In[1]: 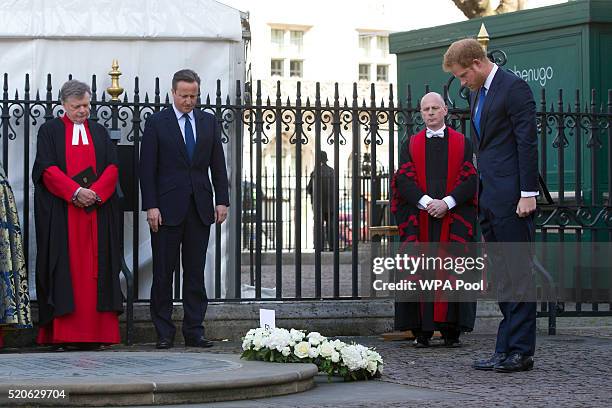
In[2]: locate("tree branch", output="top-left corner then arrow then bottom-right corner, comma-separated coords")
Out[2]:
452,0 -> 526,19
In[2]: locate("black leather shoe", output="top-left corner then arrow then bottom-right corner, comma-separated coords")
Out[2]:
185,337 -> 213,348
156,339 -> 174,349
473,352 -> 507,370
494,353 -> 534,372
414,337 -> 430,348
443,338 -> 462,348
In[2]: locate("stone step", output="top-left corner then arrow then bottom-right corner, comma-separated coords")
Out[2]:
2,299 -> 395,347
7,299 -> 601,348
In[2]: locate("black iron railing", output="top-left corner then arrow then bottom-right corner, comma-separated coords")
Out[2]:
1,73 -> 611,341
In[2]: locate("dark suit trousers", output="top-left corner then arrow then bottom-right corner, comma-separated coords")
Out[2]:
150,196 -> 211,342
480,208 -> 537,356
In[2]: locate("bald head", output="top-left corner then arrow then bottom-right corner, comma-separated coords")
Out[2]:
420,92 -> 446,108
420,92 -> 448,131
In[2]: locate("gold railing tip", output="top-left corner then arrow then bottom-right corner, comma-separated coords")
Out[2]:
107,59 -> 124,101
477,22 -> 490,52
477,23 -> 489,40
108,59 -> 122,75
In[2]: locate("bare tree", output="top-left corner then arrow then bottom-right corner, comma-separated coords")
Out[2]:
452,0 -> 527,18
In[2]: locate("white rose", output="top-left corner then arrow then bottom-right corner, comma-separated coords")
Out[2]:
282,346 -> 291,357
307,332 -> 326,346
340,345 -> 368,371
308,347 -> 320,358
367,361 -> 378,375
333,339 -> 347,351
261,335 -> 271,349
294,341 -> 311,359
367,350 -> 383,364
290,329 -> 305,342
331,351 -> 340,363
319,341 -> 334,358
242,339 -> 251,351
252,336 -> 263,351
268,328 -> 292,352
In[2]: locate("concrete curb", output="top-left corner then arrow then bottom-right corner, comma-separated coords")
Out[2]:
0,353 -> 317,406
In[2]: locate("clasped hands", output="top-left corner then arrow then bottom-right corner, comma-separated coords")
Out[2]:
426,199 -> 448,219
74,188 -> 99,208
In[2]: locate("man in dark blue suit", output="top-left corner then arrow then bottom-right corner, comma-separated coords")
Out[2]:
139,69 -> 229,349
444,39 -> 538,372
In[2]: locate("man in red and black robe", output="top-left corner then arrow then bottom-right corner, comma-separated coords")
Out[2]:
391,92 -> 477,347
32,80 -> 123,348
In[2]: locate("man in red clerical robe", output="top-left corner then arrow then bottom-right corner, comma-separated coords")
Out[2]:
32,80 -> 123,347
391,92 -> 478,348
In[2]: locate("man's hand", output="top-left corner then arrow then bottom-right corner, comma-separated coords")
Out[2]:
426,199 -> 448,219
215,205 -> 228,224
516,197 -> 536,217
147,208 -> 163,232
76,188 -> 98,207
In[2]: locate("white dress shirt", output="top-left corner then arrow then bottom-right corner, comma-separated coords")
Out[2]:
417,125 -> 457,211
172,105 -> 198,143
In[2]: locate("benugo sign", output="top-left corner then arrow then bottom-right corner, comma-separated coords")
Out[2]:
509,65 -> 555,87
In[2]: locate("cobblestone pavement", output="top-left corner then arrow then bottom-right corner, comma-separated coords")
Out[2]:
204,328 -> 612,408
339,329 -> 612,408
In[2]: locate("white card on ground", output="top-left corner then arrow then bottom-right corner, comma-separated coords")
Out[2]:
259,309 -> 276,330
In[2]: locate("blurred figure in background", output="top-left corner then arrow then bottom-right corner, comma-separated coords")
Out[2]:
307,151 -> 335,251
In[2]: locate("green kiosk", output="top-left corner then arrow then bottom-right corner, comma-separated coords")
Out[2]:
390,0 -> 612,311
390,0 -> 611,212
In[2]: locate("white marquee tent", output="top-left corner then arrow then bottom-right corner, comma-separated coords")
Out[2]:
0,0 -> 246,299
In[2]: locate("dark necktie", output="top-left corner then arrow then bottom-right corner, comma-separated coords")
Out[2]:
183,113 -> 195,160
473,86 -> 487,139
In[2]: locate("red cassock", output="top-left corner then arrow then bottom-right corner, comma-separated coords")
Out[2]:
37,116 -> 119,344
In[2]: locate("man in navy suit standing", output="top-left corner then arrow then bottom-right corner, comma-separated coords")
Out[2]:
443,39 -> 538,372
140,69 -> 229,349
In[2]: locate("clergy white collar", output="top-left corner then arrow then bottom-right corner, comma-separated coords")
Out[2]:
71,122 -> 88,146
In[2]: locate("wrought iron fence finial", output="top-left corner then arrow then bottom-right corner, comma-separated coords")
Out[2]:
477,23 -> 490,52
107,59 -> 124,101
